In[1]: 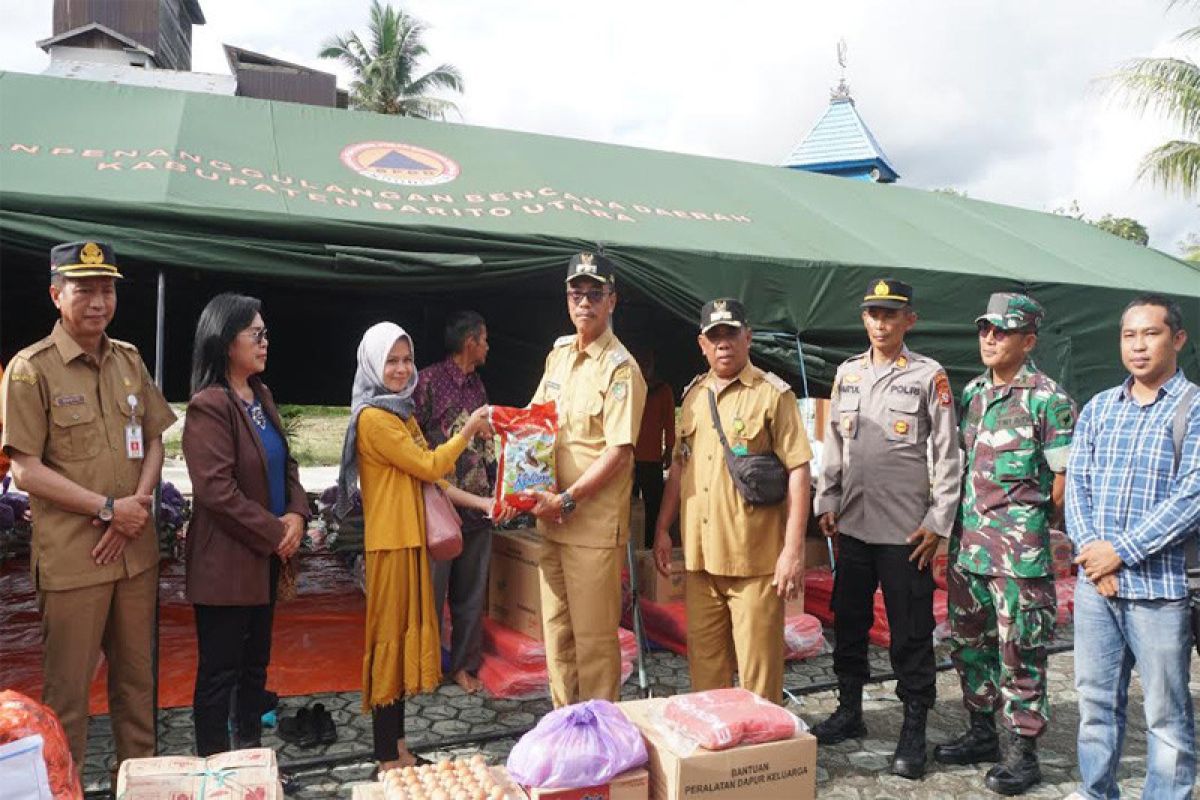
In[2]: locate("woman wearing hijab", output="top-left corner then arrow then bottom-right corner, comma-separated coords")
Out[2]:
182,293 -> 309,756
335,322 -> 494,770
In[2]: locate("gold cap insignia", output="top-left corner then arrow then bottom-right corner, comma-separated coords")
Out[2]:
873,280 -> 889,297
713,299 -> 727,312
80,242 -> 104,264
579,253 -> 594,265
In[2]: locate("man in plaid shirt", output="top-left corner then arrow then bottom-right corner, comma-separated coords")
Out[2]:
1065,294 -> 1200,800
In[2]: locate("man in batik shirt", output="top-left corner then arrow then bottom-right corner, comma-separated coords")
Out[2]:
414,310 -> 496,693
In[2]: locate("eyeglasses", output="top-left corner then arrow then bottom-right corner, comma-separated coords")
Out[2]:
977,322 -> 1030,340
567,289 -> 610,305
242,327 -> 269,344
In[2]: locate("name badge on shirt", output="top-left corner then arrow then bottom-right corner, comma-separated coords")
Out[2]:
125,424 -> 144,459
124,393 -> 144,459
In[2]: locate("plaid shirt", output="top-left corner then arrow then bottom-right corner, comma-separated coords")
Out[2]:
1066,370 -> 1200,600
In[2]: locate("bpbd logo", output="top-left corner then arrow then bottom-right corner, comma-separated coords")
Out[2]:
340,141 -> 460,186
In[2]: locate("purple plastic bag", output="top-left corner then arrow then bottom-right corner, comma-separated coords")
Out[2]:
506,699 -> 648,789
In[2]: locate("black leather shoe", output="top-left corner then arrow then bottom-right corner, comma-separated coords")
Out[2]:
811,684 -> 867,745
312,702 -> 337,745
277,706 -> 319,748
984,731 -> 1041,795
890,700 -> 928,780
934,710 -> 1000,765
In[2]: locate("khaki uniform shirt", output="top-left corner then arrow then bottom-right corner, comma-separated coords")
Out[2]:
816,346 -> 961,544
0,322 -> 176,590
530,328 -> 647,548
676,363 -> 813,576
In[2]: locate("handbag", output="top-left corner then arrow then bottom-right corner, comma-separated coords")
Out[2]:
423,482 -> 464,560
707,389 -> 789,506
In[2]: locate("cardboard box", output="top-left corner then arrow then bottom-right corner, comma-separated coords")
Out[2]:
617,699 -> 816,800
116,748 -> 281,800
526,768 -> 649,800
489,528 -> 545,642
636,549 -> 686,603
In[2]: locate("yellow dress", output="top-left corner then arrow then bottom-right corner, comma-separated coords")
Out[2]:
356,407 -> 469,710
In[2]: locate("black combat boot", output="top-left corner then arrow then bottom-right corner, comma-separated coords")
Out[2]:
933,710 -> 1001,764
890,700 -> 928,779
984,730 -> 1041,795
811,683 -> 867,745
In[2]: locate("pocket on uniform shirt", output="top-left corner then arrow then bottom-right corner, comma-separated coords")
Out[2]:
994,442 -> 1037,481
837,391 -> 860,439
48,403 -> 102,462
570,389 -> 606,438
884,393 -> 920,444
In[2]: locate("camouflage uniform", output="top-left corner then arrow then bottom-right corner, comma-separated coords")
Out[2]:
949,294 -> 1076,739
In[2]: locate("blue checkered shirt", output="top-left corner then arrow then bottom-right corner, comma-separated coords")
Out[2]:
1065,370 -> 1200,600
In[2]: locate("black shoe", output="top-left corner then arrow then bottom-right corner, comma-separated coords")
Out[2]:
984,731 -> 1041,795
280,770 -> 300,796
277,707 -> 319,748
890,700 -> 929,780
811,685 -> 867,745
312,702 -> 337,745
934,710 -> 1000,765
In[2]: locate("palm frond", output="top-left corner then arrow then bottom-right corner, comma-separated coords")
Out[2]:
1138,139 -> 1200,195
1108,56 -> 1200,136
405,65 -> 464,97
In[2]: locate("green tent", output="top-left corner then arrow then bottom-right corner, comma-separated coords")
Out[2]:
2,70 -> 1198,404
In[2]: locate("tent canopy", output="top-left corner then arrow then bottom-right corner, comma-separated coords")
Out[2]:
2,70 -> 1198,404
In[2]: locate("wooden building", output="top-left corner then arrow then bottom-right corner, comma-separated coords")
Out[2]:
46,0 -> 207,71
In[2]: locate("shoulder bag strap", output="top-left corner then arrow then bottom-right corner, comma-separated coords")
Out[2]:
1173,384 -> 1199,589
707,388 -> 734,456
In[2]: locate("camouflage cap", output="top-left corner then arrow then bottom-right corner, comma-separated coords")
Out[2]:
975,292 -> 1044,331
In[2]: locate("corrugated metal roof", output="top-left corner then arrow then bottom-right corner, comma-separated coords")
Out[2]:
41,60 -> 236,95
782,98 -> 898,177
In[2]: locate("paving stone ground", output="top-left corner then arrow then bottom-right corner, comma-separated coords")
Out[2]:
81,624 -> 1200,798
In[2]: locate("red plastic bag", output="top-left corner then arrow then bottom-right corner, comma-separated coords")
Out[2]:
783,613 -> 828,661
490,403 -> 558,517
0,690 -> 81,800
663,688 -> 801,750
479,653 -> 635,700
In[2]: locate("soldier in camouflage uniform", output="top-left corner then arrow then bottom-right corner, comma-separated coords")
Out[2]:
934,293 -> 1076,797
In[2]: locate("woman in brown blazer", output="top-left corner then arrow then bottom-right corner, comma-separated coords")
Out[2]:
182,293 -> 309,756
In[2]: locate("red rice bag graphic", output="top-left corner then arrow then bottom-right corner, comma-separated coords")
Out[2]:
490,403 -> 558,517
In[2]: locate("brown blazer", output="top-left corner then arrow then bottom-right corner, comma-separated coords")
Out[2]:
182,378 -> 308,605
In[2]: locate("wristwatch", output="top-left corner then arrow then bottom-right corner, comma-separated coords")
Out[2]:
558,491 -> 577,518
98,496 -> 115,523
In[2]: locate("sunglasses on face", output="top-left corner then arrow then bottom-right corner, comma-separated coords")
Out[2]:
567,289 -> 610,305
977,322 -> 1030,340
242,327 -> 269,344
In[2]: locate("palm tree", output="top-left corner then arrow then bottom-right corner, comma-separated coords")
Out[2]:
319,1 -> 463,119
1108,2 -> 1200,195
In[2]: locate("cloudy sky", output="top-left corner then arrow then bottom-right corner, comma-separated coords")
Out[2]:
3,0 -> 1196,251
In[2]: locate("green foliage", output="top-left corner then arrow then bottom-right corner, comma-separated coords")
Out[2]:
1052,201 -> 1150,245
1093,214 -> 1151,245
319,0 -> 464,118
1106,7 -> 1200,195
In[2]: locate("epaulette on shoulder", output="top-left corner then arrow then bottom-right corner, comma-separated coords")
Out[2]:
17,338 -> 55,359
681,373 -> 705,400
763,371 -> 792,393
553,335 -> 575,348
111,338 -> 139,353
609,347 -> 630,367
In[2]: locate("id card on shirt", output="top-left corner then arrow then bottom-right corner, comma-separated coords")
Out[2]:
125,424 -> 144,459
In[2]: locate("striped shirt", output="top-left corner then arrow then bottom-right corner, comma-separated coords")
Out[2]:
1065,369 -> 1200,600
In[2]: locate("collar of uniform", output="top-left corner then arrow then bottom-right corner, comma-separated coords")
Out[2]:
864,344 -> 912,371
50,320 -> 111,365
984,359 -> 1037,391
578,327 -> 615,360
1119,368 -> 1187,403
705,361 -> 758,392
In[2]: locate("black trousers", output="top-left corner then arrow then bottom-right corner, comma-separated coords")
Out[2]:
192,601 -> 276,756
634,460 -> 665,549
372,699 -> 405,761
831,533 -> 937,708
